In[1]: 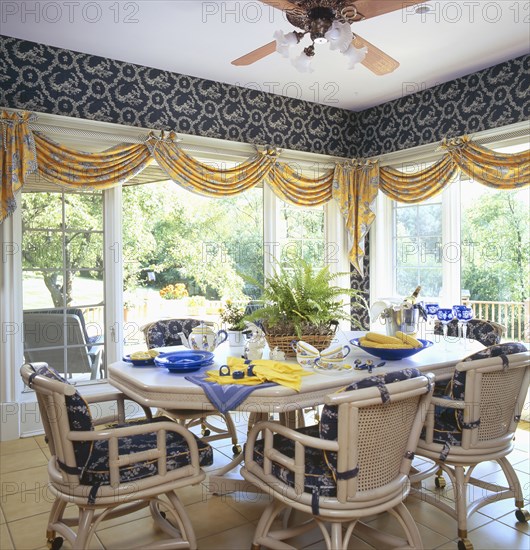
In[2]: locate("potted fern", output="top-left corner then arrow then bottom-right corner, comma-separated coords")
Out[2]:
244,259 -> 367,356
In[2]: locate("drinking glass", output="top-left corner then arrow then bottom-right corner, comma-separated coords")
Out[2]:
453,305 -> 474,349
437,308 -> 454,350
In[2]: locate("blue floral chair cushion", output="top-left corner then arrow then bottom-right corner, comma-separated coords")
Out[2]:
250,425 -> 338,497
144,319 -> 202,349
429,342 -> 528,446
80,416 -> 214,485
31,364 -> 94,468
434,319 -> 503,347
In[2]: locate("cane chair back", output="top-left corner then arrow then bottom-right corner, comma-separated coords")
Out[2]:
142,317 -> 241,454
411,343 -> 530,549
242,370 -> 434,550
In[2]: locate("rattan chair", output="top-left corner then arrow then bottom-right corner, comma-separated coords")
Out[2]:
433,318 -> 505,346
142,318 -> 241,454
410,343 -> 530,550
241,369 -> 435,550
21,362 -> 213,550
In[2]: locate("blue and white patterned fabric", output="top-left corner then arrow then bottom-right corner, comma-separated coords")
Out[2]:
144,319 -> 202,348
250,425 -> 338,497
32,364 -> 213,485
249,369 -> 423,500
80,417 -> 213,485
31,364 -> 94,468
429,342 -> 527,447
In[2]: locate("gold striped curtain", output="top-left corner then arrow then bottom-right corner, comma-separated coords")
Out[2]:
268,162 -> 334,207
333,161 -> 379,274
379,155 -> 459,203
147,134 -> 276,197
34,132 -> 152,189
442,136 -> 530,189
0,111 -> 38,223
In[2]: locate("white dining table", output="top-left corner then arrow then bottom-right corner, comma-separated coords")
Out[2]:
108,331 -> 483,415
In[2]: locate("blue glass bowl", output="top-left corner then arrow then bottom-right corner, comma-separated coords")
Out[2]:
350,338 -> 433,361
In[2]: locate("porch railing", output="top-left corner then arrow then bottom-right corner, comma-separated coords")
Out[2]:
464,299 -> 530,342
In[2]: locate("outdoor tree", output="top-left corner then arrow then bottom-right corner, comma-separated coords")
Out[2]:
461,191 -> 529,303
21,191 -> 103,307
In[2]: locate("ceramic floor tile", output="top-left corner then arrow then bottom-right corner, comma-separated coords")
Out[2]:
404,496 -> 492,535
97,513 -> 173,549
478,469 -> 530,502
0,523 -> 14,550
196,521 -> 257,549
0,465 -> 50,499
1,484 -> 58,522
0,448 -> 48,474
185,494 -> 250,539
0,437 -> 41,456
508,448 -> 530,471
497,509 -> 530,534
0,507 -> 5,524
467,517 -> 530,549
513,429 -> 530,451
365,511 -> 452,549
477,495 -> 529,522
221,491 -> 274,522
7,510 -> 103,550
34,435 -> 48,448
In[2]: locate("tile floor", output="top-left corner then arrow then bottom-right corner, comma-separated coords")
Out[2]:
1,417 -> 528,549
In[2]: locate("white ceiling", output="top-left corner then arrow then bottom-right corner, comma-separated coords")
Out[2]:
4,1 -> 530,110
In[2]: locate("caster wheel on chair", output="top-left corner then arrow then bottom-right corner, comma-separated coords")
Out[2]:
202,428 -> 211,437
47,537 -> 64,550
515,509 -> 530,522
233,444 -> 242,455
435,475 -> 446,489
457,538 -> 473,550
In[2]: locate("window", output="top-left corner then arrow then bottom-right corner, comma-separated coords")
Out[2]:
371,140 -> 529,341
21,190 -> 105,382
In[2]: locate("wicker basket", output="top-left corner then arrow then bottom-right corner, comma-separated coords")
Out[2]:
266,333 -> 335,357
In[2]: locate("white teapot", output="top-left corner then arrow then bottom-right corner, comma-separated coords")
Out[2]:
179,324 -> 228,352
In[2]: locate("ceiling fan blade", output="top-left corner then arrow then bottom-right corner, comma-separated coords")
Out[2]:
353,0 -> 428,20
257,0 -> 300,11
353,34 -> 400,75
232,41 -> 277,66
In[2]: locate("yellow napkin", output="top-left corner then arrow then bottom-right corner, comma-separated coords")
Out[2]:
204,357 -> 312,391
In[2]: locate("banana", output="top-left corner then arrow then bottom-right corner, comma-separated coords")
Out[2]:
130,350 -> 160,360
364,332 -> 403,345
359,338 -> 413,349
395,331 -> 423,349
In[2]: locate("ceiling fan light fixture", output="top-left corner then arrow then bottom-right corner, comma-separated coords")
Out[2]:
325,20 -> 353,53
343,43 -> 368,69
274,30 -> 300,57
292,47 -> 315,73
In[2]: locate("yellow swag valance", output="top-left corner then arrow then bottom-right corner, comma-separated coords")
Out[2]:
1,110 -> 529,275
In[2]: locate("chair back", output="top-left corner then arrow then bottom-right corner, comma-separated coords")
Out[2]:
455,344 -> 529,448
143,318 -> 210,348
23,312 -> 95,377
20,363 -> 94,485
321,371 -> 434,502
434,318 -> 504,346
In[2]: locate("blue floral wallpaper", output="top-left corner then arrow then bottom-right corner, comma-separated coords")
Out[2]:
1,36 -> 528,160
356,54 -> 529,158
0,36 -> 360,158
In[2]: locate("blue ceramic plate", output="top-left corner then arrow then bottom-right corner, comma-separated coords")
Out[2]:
350,338 -> 433,361
164,359 -> 214,374
154,351 -> 215,370
122,354 -> 160,367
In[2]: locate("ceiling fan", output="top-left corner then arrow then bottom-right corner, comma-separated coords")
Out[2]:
232,0 -> 428,75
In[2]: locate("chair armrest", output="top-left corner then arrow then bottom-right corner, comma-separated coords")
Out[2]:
245,420 -> 337,465
80,387 -> 153,425
430,396 -> 465,409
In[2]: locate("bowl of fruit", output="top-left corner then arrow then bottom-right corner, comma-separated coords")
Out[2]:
350,331 -> 433,361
